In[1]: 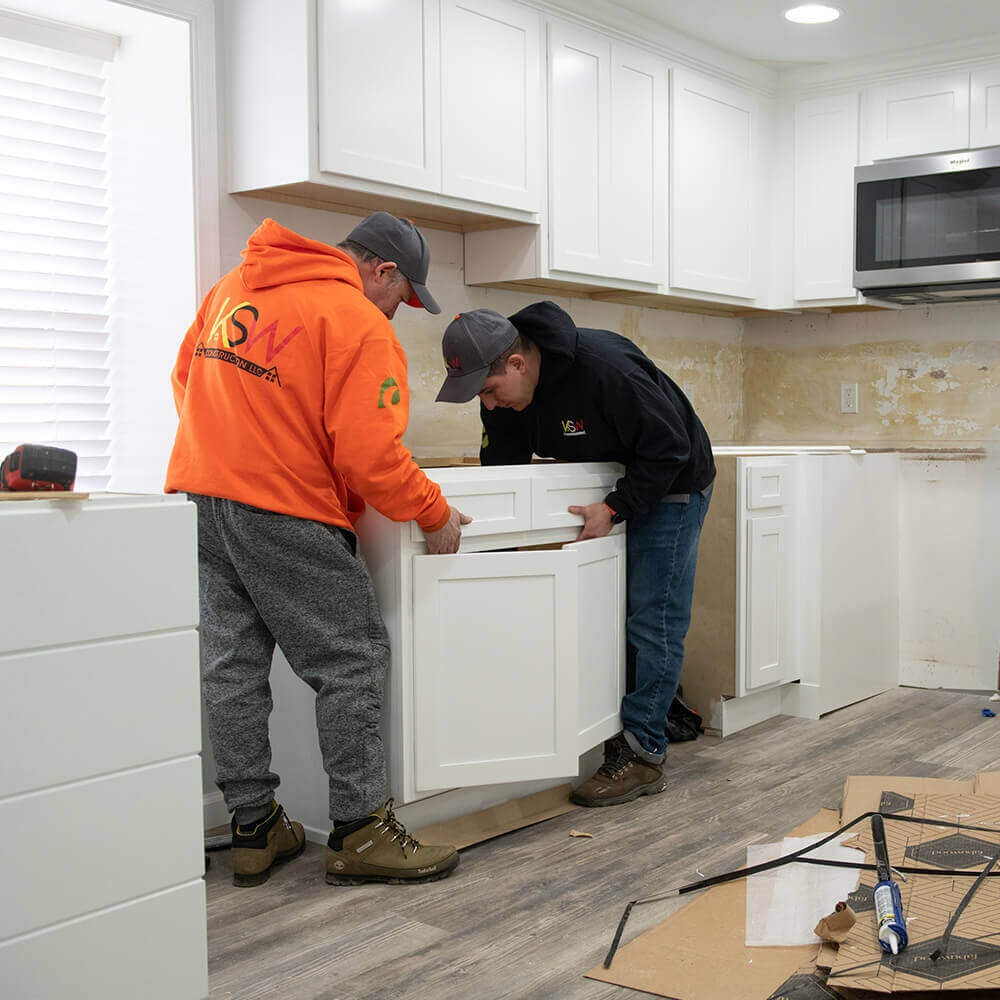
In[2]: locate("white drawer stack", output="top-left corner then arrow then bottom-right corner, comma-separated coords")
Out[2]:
0,495 -> 207,1000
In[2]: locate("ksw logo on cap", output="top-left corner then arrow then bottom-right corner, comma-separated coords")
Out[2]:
435,309 -> 519,404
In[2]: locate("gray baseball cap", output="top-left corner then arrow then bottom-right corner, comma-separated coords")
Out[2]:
435,309 -> 519,403
346,211 -> 441,314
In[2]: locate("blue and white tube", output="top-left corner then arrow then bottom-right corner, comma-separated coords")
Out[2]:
871,813 -> 908,955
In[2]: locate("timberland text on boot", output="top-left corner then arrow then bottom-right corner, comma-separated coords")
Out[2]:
326,799 -> 459,885
231,801 -> 306,887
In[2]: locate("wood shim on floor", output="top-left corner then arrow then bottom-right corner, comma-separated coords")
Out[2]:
411,784 -> 579,850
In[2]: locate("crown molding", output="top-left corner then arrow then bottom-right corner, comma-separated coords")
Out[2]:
531,0 -> 779,95
777,33 -> 1000,96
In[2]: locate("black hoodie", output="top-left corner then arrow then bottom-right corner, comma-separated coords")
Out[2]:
479,301 -> 715,521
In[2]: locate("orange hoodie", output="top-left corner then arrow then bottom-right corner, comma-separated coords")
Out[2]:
165,219 -> 449,533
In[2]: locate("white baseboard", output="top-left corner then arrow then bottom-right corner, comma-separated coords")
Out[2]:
782,681 -> 822,720
900,659 -> 981,690
202,790 -> 227,832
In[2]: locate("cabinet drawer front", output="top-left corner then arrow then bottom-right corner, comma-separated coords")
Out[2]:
0,500 -> 197,653
0,632 -> 200,797
1,881 -> 207,1000
1,756 -> 203,941
530,472 -> 618,530
747,463 -> 789,509
410,477 -> 532,541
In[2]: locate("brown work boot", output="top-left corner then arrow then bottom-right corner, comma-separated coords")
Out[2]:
230,801 -> 306,887
570,734 -> 667,807
325,799 -> 459,885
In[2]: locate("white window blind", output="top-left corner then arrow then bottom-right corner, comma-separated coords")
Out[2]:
0,32 -> 112,491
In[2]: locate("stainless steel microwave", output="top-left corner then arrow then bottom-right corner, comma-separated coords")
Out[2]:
854,146 -> 1000,304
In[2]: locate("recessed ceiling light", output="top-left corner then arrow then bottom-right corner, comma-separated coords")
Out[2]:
784,4 -> 841,24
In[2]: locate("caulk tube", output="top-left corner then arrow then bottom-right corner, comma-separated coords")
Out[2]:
871,813 -> 908,954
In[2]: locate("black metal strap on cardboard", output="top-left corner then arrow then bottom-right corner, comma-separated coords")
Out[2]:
602,810 -> 1000,969
930,850 -> 1000,962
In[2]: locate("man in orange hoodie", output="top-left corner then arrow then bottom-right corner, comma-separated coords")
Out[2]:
166,213 -> 468,887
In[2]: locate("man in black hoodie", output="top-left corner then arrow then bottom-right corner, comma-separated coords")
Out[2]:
435,302 -> 715,807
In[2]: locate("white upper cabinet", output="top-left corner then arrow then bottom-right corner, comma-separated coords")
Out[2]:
869,72 -> 970,159
317,0 -> 442,191
441,0 -> 541,210
671,69 -> 757,299
793,92 -> 859,301
971,65 -> 1000,149
548,21 -> 666,283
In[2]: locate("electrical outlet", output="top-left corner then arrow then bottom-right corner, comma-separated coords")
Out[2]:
840,382 -> 859,414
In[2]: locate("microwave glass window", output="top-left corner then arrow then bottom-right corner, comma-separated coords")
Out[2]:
858,167 -> 1000,270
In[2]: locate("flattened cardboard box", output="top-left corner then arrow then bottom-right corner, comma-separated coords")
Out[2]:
840,776 -> 974,828
829,793 -> 1000,993
585,810 -> 838,1000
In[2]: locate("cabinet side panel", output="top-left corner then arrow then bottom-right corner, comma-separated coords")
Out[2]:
681,456 -> 737,722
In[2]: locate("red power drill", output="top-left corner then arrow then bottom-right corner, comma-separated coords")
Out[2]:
0,444 -> 78,492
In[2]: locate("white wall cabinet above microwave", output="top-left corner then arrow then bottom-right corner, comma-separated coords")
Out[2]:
225,0 -> 542,220
868,72 -> 971,160
866,64 -> 1000,160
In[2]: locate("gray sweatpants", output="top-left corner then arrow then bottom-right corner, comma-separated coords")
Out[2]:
191,494 -> 389,822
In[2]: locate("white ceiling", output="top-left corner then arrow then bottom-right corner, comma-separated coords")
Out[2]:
614,1 -> 1000,68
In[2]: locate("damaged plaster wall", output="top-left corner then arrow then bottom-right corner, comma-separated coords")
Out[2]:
222,197 -> 746,458
743,304 -> 1000,692
741,304 -> 1000,446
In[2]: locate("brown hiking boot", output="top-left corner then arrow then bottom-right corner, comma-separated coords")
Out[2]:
570,734 -> 667,807
231,801 -> 306,887
325,799 -> 459,885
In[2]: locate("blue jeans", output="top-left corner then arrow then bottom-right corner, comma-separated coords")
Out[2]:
620,486 -> 712,762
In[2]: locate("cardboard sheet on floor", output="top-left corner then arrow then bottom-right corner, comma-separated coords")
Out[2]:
411,784 -> 578,850
585,809 -> 840,1000
974,771 -> 1000,796
827,793 -> 1000,993
840,776 -> 975,829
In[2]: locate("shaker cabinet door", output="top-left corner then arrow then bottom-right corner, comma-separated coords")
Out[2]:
411,550 -> 580,791
609,42 -> 667,284
869,72 -> 970,160
794,92 -> 859,301
548,20 -> 612,276
971,66 -> 1000,149
317,0 -> 441,191
570,535 -> 627,752
671,69 -> 757,298
441,0 -> 541,210
745,514 -> 788,690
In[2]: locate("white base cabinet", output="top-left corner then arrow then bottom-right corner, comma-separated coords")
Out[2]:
683,451 -> 899,737
0,495 -> 207,1000
268,463 -> 626,838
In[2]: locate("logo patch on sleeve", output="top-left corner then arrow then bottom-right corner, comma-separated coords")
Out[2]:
378,377 -> 401,408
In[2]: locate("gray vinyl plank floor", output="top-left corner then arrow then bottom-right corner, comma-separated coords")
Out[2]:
204,686 -> 1000,1000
